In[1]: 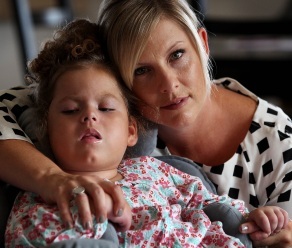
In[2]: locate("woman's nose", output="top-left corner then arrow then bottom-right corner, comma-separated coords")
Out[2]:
158,69 -> 179,93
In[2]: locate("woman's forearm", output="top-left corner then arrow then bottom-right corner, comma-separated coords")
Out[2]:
0,139 -> 128,227
0,139 -> 63,194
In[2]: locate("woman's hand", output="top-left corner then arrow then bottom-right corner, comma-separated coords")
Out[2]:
240,206 -> 292,247
41,172 -> 127,230
242,221 -> 292,247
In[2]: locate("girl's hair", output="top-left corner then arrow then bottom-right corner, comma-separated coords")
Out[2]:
97,0 -> 213,92
25,19 -> 143,140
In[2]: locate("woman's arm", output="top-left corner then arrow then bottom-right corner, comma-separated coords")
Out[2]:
0,139 -> 127,228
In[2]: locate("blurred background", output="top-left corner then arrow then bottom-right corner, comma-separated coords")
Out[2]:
0,0 -> 292,115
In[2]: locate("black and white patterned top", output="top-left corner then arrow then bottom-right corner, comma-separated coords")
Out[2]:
1,78 -> 292,216
0,86 -> 33,142
153,77 -> 292,216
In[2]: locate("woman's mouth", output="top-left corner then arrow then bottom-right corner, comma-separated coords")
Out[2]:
161,97 -> 189,110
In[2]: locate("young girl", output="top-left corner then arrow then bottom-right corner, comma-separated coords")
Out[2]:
5,19 -> 288,248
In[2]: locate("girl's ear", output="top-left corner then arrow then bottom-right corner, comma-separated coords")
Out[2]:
127,117 -> 139,147
198,27 -> 209,55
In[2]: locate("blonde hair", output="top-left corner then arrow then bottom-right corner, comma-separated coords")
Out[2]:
97,0 -> 213,92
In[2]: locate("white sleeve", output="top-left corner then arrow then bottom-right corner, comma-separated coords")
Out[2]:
0,86 -> 34,143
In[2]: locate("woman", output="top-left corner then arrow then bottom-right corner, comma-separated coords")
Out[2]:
97,0 -> 292,247
0,0 -> 291,246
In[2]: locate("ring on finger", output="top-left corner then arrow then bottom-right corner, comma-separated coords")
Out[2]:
72,186 -> 85,198
103,178 -> 112,183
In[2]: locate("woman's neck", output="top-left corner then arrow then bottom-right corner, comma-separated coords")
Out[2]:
158,86 -> 257,166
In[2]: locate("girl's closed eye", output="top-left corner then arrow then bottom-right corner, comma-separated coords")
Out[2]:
98,95 -> 122,112
61,108 -> 79,114
60,102 -> 80,114
99,107 -> 115,112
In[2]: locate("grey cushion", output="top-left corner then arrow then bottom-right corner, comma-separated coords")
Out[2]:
0,183 -> 19,248
47,223 -> 119,248
204,203 -> 252,247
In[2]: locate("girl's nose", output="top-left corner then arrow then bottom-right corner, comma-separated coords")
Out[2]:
81,114 -> 97,123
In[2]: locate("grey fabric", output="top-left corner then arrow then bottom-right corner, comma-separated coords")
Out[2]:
125,124 -> 158,158
204,202 -> 253,248
47,239 -> 117,248
0,183 -> 20,248
47,223 -> 119,248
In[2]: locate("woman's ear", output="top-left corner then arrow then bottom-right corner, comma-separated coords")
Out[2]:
198,27 -> 209,55
127,117 -> 138,147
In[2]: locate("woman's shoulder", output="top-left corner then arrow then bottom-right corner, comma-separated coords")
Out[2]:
254,98 -> 292,133
214,77 -> 292,134
213,77 -> 258,101
0,85 -> 33,112
243,98 -> 292,169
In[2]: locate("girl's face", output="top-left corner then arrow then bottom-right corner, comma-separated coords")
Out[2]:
47,65 -> 137,174
132,18 -> 209,129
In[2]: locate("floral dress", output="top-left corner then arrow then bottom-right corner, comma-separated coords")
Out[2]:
6,156 -> 248,248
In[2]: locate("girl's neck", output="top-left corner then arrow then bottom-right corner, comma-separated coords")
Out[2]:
65,169 -> 123,182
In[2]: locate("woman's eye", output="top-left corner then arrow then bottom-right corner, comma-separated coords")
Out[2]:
170,49 -> 184,61
134,67 -> 149,76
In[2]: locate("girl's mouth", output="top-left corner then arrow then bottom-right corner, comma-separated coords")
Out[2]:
80,128 -> 102,143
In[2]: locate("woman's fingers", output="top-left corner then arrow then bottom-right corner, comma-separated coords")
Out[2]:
45,174 -> 76,229
99,178 -> 126,217
73,187 -> 93,230
57,194 -> 74,229
245,206 -> 289,235
271,208 -> 288,233
252,220 -> 292,248
41,173 -> 127,230
84,182 -> 108,223
240,208 -> 292,247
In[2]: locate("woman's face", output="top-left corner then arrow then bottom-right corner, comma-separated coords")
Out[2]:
132,18 -> 209,129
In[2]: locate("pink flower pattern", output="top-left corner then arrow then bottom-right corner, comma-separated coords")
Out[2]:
6,156 -> 248,247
